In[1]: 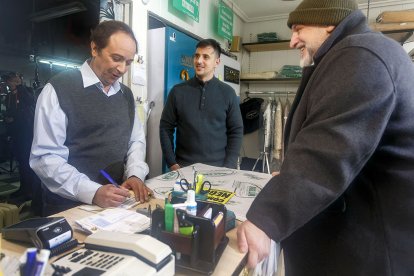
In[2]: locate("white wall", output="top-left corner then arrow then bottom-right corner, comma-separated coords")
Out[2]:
128,0 -> 244,100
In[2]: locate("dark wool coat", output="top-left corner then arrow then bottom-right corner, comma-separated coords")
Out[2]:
247,10 -> 414,276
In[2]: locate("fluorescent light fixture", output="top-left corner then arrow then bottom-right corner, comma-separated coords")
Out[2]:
30,2 -> 87,23
38,58 -> 82,69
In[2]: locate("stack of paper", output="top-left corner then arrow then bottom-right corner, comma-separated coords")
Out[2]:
74,208 -> 150,234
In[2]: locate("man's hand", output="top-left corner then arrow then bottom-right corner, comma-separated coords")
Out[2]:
237,220 -> 271,268
271,171 -> 280,176
122,176 -> 153,203
169,164 -> 180,171
92,184 -> 130,207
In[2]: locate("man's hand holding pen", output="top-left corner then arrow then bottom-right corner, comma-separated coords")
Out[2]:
93,170 -> 153,208
92,184 -> 131,207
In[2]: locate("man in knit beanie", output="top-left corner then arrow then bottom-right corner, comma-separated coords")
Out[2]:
238,0 -> 414,275
287,0 -> 358,67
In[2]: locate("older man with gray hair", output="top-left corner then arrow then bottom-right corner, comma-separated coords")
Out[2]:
237,0 -> 414,275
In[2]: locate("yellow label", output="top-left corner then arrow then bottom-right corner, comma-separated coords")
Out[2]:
206,189 -> 235,204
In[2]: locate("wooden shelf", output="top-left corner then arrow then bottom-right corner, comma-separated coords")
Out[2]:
370,21 -> 414,44
240,78 -> 301,84
241,41 -> 300,85
242,41 -> 292,52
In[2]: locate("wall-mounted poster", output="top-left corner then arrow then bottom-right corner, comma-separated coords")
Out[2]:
172,0 -> 200,22
218,1 -> 233,41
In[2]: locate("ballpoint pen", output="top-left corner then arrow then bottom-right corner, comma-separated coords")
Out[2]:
100,169 -> 121,188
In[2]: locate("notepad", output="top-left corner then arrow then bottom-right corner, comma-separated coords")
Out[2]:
118,196 -> 140,209
74,208 -> 150,234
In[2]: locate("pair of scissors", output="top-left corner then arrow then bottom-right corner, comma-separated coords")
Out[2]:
179,178 -> 211,194
195,180 -> 211,194
179,178 -> 193,192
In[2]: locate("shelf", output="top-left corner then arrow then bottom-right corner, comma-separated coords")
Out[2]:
240,78 -> 301,84
242,40 -> 292,52
370,21 -> 414,44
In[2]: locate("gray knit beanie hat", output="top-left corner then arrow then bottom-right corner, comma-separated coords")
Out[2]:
287,0 -> 358,28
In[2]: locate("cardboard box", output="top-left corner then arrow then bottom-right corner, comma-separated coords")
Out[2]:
230,36 -> 242,52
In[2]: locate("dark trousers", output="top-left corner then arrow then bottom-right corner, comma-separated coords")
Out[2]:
32,184 -> 80,217
12,134 -> 40,201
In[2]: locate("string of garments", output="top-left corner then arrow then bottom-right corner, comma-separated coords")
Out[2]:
262,97 -> 291,161
258,95 -> 292,165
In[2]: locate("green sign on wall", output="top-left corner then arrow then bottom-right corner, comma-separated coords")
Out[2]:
218,2 -> 233,41
173,0 -> 200,22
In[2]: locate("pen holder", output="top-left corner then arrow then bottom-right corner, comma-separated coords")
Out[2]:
151,201 -> 228,275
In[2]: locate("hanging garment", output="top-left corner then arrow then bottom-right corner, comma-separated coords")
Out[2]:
240,97 -> 264,134
269,103 -> 276,163
283,97 -> 291,132
282,97 -> 291,159
263,102 -> 272,148
273,98 -> 283,160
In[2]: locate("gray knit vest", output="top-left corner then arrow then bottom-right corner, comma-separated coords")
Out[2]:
49,69 -> 134,184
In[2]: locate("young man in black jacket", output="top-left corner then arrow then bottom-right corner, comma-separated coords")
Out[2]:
160,39 -> 243,171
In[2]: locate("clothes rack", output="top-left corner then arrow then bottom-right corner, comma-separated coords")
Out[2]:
252,101 -> 271,174
245,90 -> 296,97
245,91 -> 295,173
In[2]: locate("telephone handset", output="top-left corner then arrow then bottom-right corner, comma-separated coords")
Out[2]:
52,230 -> 175,275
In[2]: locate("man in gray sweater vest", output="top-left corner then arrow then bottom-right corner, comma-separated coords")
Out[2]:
30,21 -> 151,216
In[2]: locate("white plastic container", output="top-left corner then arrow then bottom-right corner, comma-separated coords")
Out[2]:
185,190 -> 197,216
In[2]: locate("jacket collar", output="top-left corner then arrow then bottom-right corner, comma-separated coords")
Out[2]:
313,10 -> 371,65
190,75 -> 219,88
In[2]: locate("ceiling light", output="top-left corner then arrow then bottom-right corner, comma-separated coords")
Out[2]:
38,57 -> 82,69
30,2 -> 87,23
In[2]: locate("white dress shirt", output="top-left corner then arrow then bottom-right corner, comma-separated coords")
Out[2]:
29,61 -> 149,204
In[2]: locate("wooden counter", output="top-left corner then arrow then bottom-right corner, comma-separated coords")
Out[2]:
0,199 -> 247,276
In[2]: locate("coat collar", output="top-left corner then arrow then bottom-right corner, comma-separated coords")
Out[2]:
313,10 -> 371,66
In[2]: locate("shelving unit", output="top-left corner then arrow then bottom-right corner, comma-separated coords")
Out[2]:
240,78 -> 301,84
241,41 -> 301,85
242,40 -> 292,52
370,10 -> 414,45
371,23 -> 414,45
